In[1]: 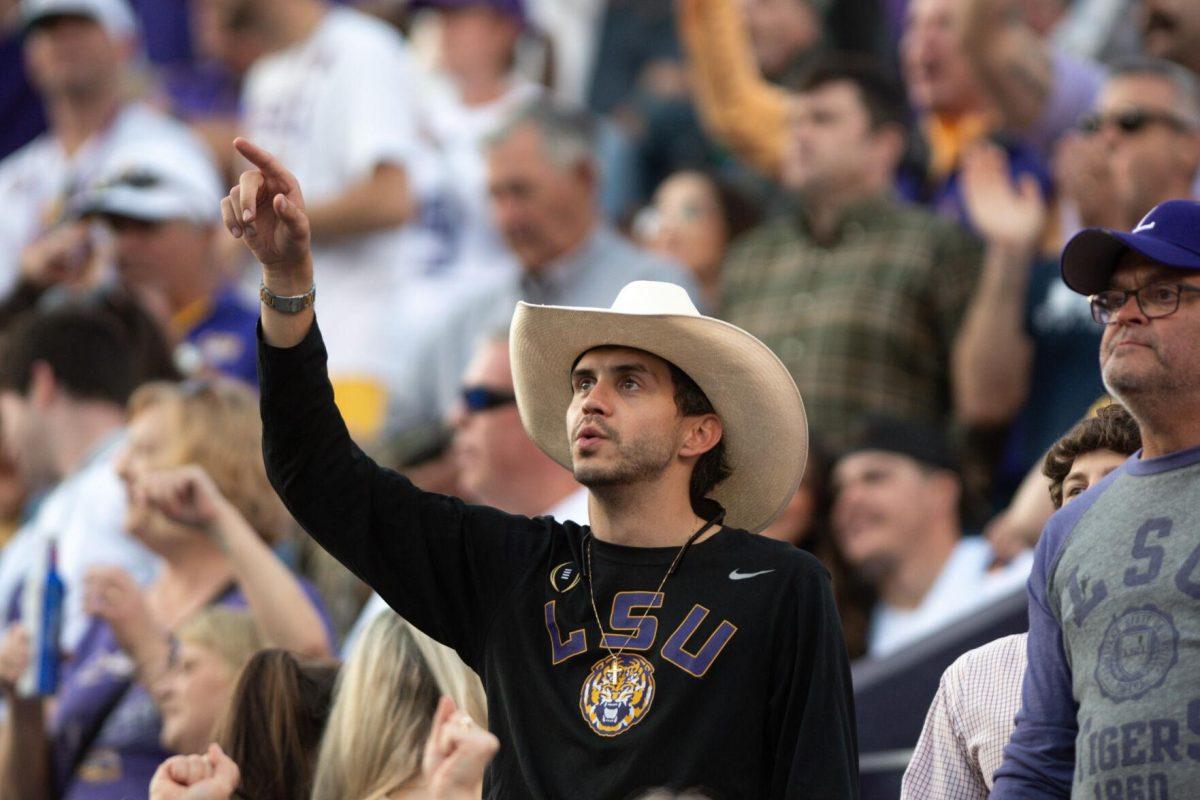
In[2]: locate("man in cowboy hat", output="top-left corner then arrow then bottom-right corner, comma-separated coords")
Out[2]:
224,137 -> 858,799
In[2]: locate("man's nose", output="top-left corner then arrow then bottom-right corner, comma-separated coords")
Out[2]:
581,382 -> 613,416
1110,294 -> 1149,326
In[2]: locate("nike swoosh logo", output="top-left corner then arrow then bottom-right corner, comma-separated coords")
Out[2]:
729,569 -> 775,581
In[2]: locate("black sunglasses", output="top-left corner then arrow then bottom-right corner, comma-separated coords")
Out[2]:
1079,109 -> 1193,136
461,386 -> 517,413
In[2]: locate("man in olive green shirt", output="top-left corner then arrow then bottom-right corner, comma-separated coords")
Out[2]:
721,56 -> 982,451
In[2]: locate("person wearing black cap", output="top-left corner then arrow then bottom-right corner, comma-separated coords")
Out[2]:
831,417 -> 1031,658
994,199 -> 1200,797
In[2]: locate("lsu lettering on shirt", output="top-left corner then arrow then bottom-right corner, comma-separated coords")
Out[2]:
994,446 -> 1200,798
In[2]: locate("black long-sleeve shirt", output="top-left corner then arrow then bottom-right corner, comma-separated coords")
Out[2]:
258,320 -> 859,799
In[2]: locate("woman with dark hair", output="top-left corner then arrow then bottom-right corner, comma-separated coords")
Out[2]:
212,650 -> 339,800
635,169 -> 762,309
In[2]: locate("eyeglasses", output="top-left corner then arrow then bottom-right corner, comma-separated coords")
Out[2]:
1089,282 -> 1200,325
1078,109 -> 1194,136
460,386 -> 517,413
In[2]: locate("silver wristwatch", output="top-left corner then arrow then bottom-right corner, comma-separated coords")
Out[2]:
259,282 -> 316,314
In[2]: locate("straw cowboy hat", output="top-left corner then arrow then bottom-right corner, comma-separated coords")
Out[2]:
509,281 -> 808,533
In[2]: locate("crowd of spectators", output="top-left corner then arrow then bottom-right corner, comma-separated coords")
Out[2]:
0,0 -> 1198,796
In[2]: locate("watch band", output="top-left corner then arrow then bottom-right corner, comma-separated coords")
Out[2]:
259,281 -> 316,314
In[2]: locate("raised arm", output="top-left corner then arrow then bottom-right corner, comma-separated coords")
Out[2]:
952,143 -> 1043,426
134,465 -> 332,657
960,0 -> 1053,132
676,0 -> 789,178
222,137 -> 315,349
220,139 -> 547,662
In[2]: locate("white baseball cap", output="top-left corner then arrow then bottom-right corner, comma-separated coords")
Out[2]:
73,139 -> 223,225
21,0 -> 138,40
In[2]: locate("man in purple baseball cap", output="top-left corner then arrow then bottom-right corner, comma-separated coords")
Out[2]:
993,198 -> 1200,797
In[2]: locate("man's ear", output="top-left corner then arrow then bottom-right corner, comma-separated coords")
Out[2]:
679,413 -> 723,459
28,361 -> 58,412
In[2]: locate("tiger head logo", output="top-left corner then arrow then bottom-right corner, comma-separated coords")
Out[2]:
579,653 -> 655,737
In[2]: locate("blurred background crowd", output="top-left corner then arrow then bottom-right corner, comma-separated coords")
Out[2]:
0,0 -> 1193,796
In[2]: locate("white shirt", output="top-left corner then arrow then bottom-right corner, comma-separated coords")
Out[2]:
242,7 -> 421,386
0,432 -> 159,652
418,75 -> 541,277
869,538 -> 1032,658
384,76 -> 540,369
525,0 -> 606,106
0,103 -> 214,296
901,633 -> 1028,798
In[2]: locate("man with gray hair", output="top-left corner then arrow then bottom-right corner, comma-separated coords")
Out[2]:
391,97 -> 695,434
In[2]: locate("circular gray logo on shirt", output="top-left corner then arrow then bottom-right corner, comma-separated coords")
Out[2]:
1095,605 -> 1179,703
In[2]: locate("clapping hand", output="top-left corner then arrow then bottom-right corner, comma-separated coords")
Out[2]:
961,142 -> 1046,252
422,696 -> 500,800
83,566 -> 159,656
150,744 -> 240,800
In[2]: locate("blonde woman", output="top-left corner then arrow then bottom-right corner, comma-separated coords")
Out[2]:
156,608 -> 264,756
311,612 -> 486,800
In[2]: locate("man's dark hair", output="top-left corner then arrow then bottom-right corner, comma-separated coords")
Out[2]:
667,363 -> 731,515
785,52 -> 911,132
1042,404 -> 1141,509
0,307 -> 137,405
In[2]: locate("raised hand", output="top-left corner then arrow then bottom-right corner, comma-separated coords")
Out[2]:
961,142 -> 1046,251
422,696 -> 500,800
83,566 -> 160,657
220,138 -> 311,282
150,744 -> 240,800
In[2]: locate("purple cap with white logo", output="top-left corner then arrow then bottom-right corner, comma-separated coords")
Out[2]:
1061,199 -> 1200,295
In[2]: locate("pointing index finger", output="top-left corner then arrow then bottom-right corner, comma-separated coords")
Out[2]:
234,137 -> 288,182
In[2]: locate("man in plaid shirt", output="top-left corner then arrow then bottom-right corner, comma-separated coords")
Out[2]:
720,55 -> 982,451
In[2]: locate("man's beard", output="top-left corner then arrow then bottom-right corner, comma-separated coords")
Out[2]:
573,433 -> 675,490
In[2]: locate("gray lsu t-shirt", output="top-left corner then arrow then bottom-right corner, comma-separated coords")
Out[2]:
993,445 -> 1200,798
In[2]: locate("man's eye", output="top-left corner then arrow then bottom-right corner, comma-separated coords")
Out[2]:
576,378 -> 594,391
1067,485 -> 1084,497
1147,285 -> 1177,304
620,378 -> 639,390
